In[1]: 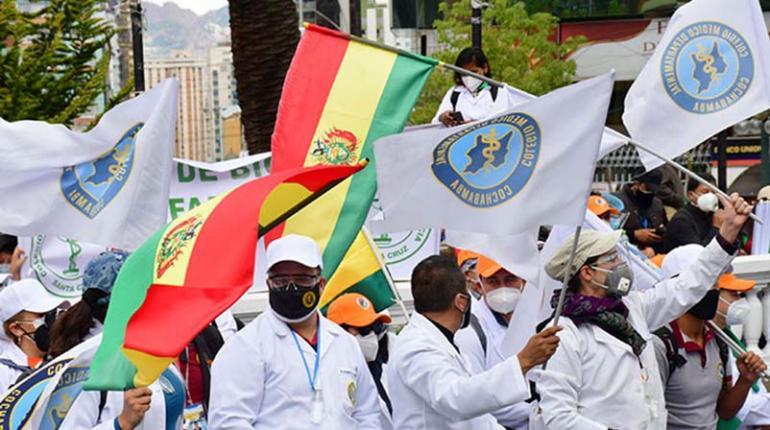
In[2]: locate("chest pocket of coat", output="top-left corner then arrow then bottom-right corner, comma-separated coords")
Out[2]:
337,367 -> 358,415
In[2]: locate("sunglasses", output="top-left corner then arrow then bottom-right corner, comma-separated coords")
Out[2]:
344,321 -> 386,336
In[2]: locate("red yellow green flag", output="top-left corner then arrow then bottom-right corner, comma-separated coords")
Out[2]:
271,24 -> 436,310
84,163 -> 364,390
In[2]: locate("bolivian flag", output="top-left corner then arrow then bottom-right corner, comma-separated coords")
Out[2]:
85,163 -> 364,389
271,24 -> 436,311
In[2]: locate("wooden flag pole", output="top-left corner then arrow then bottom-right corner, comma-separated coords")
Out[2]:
629,139 -> 762,224
362,227 -> 411,322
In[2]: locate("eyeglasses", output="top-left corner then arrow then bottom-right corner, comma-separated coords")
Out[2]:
595,251 -> 621,266
267,274 -> 320,289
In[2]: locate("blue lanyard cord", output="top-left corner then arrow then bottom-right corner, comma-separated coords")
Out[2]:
290,328 -> 321,392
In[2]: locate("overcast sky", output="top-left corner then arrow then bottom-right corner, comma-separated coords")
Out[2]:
144,0 -> 228,15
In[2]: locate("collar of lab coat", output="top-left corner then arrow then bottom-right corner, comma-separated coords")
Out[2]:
411,313 -> 467,365
265,309 -> 342,361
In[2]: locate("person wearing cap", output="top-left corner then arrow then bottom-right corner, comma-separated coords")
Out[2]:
714,275 -> 770,429
327,293 -> 395,429
0,234 -> 25,287
55,251 -> 186,430
534,192 -> 752,429
455,254 -> 531,430
0,278 -> 66,389
663,173 -> 721,253
457,249 -> 483,300
615,169 -> 669,255
588,195 -> 621,223
388,255 -> 561,430
209,234 -> 382,429
651,244 -> 765,429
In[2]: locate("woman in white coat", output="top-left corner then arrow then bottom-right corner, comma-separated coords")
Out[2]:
534,193 -> 752,430
0,279 -> 66,390
432,47 -> 512,127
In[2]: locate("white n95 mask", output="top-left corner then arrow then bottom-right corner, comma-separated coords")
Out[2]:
461,76 -> 483,93
356,332 -> 379,362
719,297 -> 751,326
697,192 -> 719,212
485,287 -> 521,314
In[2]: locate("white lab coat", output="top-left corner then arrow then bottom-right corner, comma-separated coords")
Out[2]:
215,309 -> 238,342
208,310 -> 383,429
729,353 -> 770,428
455,299 -> 532,429
431,85 -> 513,124
388,312 -> 530,429
535,238 -> 734,430
0,338 -> 28,390
58,366 -> 183,430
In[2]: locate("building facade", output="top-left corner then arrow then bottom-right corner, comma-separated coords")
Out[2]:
208,44 -> 239,161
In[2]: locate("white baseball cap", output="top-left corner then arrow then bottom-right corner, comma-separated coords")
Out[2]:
0,279 -> 67,322
661,244 -> 705,278
266,234 -> 323,272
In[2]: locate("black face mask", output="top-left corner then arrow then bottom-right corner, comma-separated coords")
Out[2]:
687,289 -> 720,320
269,283 -> 321,323
83,288 -> 110,324
636,190 -> 654,207
32,309 -> 60,352
459,294 -> 472,329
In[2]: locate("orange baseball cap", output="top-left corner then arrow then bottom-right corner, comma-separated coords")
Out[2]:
457,249 -> 481,267
477,255 -> 505,278
588,195 -> 620,217
718,273 -> 755,291
326,293 -> 392,328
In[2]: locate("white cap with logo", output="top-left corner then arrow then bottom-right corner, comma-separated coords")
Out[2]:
0,279 -> 67,323
266,234 -> 323,272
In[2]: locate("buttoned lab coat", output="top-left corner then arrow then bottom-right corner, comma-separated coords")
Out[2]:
208,310 -> 383,430
535,239 -> 734,430
455,299 -> 531,429
388,312 -> 530,430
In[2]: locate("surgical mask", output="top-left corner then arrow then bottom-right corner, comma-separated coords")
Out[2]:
269,282 -> 320,324
458,293 -> 472,329
590,263 -> 634,297
0,263 -> 10,274
697,192 -> 719,212
461,76 -> 483,93
485,287 -> 521,314
688,289 -> 720,320
356,332 -> 379,362
718,297 -> 751,325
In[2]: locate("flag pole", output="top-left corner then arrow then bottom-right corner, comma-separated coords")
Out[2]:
707,320 -> 770,380
362,226 -> 411,322
552,225 -> 582,326
629,139 -> 762,224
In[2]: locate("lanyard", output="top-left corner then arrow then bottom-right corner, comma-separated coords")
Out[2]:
290,328 -> 321,393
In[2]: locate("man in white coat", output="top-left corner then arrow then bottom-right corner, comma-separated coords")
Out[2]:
208,234 -> 383,429
455,254 -> 532,429
534,193 -> 752,429
388,254 -> 562,429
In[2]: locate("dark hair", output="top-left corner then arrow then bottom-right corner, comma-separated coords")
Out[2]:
567,255 -> 600,292
0,234 -> 17,256
687,173 -> 716,193
453,47 -> 491,86
411,255 -> 466,313
47,297 -> 101,358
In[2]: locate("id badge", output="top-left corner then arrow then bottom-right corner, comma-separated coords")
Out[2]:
183,403 -> 208,430
311,389 -> 323,424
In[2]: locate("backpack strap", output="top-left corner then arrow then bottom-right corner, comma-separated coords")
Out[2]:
714,335 -> 730,380
97,390 -> 108,423
450,90 -> 461,112
653,326 -> 687,378
469,313 -> 487,357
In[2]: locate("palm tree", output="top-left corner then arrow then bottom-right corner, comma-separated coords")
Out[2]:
228,0 -> 299,154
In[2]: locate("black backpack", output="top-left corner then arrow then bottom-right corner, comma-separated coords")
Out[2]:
654,325 -> 729,379
450,85 -> 499,113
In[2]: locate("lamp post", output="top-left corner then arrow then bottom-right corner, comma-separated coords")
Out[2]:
471,0 -> 483,49
130,0 -> 145,93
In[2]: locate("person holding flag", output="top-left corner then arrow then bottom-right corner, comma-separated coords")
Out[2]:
208,234 -> 383,429
535,193 -> 752,429
455,254 -> 532,429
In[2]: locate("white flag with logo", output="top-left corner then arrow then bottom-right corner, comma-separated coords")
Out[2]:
623,0 -> 770,170
0,79 -> 178,250
372,72 -> 614,236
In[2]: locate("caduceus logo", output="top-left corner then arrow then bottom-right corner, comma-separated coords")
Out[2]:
660,21 -> 753,114
156,215 -> 203,279
431,113 -> 541,208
